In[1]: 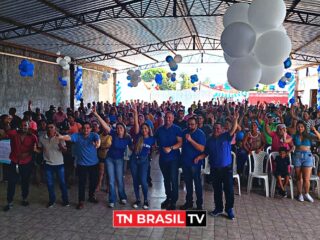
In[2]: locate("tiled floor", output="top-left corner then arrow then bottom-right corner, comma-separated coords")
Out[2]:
1,154 -> 320,240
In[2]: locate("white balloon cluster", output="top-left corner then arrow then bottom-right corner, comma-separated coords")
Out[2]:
222,0 -> 291,91
102,71 -> 111,81
56,55 -> 71,70
127,69 -> 142,87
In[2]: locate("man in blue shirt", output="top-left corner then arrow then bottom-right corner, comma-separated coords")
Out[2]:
195,112 -> 239,220
57,122 -> 100,210
155,112 -> 182,210
180,117 -> 206,210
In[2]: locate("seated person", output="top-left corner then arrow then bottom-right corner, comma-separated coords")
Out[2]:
274,147 -> 290,198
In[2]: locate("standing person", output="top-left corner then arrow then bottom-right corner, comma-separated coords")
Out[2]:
56,122 -> 100,209
155,112 -> 182,210
92,109 -> 132,208
291,121 -> 320,202
195,112 -> 239,220
180,117 -> 206,210
35,123 -> 69,207
9,107 -> 22,130
174,110 -> 187,130
53,107 -> 67,128
130,105 -> 155,209
1,120 -> 38,211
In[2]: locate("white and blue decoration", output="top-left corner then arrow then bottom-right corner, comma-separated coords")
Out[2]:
58,76 -> 68,87
222,0 -> 292,91
165,54 -> 183,72
102,71 -> 111,81
155,73 -> 163,85
75,66 -> 83,101
127,69 -> 141,87
287,76 -> 296,105
190,74 -> 199,83
166,72 -> 177,82
191,87 -> 198,92
116,81 -> 121,105
19,59 -> 34,77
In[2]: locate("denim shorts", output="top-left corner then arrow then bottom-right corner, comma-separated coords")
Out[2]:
293,151 -> 313,168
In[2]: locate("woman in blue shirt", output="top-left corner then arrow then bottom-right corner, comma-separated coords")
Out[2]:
292,121 -> 320,202
130,105 -> 155,209
93,108 -> 132,208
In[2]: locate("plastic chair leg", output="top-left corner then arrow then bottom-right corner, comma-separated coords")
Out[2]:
289,179 -> 294,200
265,178 -> 269,197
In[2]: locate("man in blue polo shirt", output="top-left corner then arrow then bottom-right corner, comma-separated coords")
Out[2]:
57,122 -> 100,210
195,112 -> 239,220
180,117 -> 206,210
155,111 -> 182,210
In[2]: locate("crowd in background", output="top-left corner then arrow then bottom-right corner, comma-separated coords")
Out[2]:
1,96 -> 320,220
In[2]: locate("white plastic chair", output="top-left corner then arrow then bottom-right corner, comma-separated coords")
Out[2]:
201,157 -> 210,185
247,151 -> 269,197
269,152 -> 294,199
310,154 -> 320,199
232,151 -> 241,196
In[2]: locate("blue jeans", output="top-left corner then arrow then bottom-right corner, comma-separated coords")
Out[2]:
130,154 -> 149,202
183,165 -> 203,207
106,157 -> 127,203
159,160 -> 179,204
45,164 -> 68,204
211,165 -> 234,211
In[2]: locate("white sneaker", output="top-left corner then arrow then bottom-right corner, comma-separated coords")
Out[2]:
304,193 -> 314,203
298,194 -> 304,202
108,203 -> 114,208
120,199 -> 127,205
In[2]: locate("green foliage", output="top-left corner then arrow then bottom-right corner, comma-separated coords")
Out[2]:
141,68 -> 176,90
180,73 -> 193,90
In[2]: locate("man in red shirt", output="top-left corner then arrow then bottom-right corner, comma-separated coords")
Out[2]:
2,120 -> 38,211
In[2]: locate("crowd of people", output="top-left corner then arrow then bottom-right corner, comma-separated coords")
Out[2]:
1,96 -> 320,220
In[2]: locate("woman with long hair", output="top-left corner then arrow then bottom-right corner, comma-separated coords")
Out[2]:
92,108 -> 132,208
292,121 -> 320,202
130,105 -> 155,209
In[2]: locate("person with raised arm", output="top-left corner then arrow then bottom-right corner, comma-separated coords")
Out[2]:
92,107 -> 132,208
194,111 -> 239,220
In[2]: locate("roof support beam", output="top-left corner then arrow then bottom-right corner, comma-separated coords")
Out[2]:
74,36 -> 222,64
0,0 -> 318,41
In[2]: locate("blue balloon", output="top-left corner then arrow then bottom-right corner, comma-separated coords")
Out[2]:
284,58 -> 292,69
318,65 -> 320,73
128,83 -> 133,87
256,84 -> 259,88
170,65 -> 178,71
289,98 -> 295,104
278,80 -> 286,88
171,77 -> 176,82
210,84 -> 216,88
20,71 -> 27,77
285,72 -> 292,79
269,85 -> 275,91
236,131 -> 245,141
318,78 -> 320,83
165,56 -> 174,63
155,73 -> 163,84
127,75 -> 132,81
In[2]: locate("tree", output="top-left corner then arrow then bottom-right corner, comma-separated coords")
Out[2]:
180,73 -> 193,90
141,68 -> 176,90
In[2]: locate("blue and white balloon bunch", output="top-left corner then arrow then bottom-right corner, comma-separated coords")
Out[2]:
19,59 -> 34,77
222,0 -> 291,91
127,70 -> 141,87
102,71 -> 111,81
190,74 -> 199,84
75,66 -> 83,101
278,72 -> 294,89
165,55 -> 183,72
191,87 -> 198,92
166,72 -> 177,82
58,76 -> 68,87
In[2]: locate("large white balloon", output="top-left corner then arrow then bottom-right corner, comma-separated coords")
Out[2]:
248,0 -> 286,34
223,3 -> 250,27
127,70 -> 134,76
227,55 -> 262,91
254,30 -> 292,66
174,54 -> 183,63
224,52 -> 236,65
169,61 -> 177,68
56,57 -> 62,64
259,64 -> 284,85
64,56 -> 71,63
62,64 -> 70,70
59,59 -> 68,67
134,70 -> 141,76
221,22 -> 256,58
